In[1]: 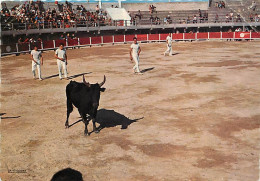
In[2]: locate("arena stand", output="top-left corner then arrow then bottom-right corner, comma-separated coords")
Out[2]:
1,31 -> 260,56
1,0 -> 260,56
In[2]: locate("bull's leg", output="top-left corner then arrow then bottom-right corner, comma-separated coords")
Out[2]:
81,113 -> 89,136
65,97 -> 73,128
92,109 -> 99,133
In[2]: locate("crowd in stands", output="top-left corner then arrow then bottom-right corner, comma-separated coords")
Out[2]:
0,1 -> 109,30
215,1 -> 226,9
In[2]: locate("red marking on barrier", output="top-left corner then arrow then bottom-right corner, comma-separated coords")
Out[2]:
222,32 -> 233,39
184,33 -> 196,39
160,33 -> 168,40
68,38 -> 78,46
125,34 -> 135,42
55,39 -> 66,47
80,37 -> 90,45
234,32 -> 250,39
103,36 -> 113,43
137,34 -> 147,41
148,34 -> 159,41
114,35 -> 124,42
251,32 -> 260,38
197,33 -> 208,39
209,32 -> 221,39
43,40 -> 54,49
91,36 -> 102,44
172,33 -> 183,40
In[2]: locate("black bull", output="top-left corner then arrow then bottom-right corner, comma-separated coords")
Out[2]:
65,75 -> 106,135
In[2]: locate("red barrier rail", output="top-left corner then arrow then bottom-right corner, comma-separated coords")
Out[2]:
197,32 -> 208,39
68,38 -> 78,46
2,32 -> 259,55
103,36 -> 113,44
114,35 -> 124,43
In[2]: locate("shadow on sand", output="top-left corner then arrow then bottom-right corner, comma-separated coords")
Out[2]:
44,72 -> 92,80
141,67 -> 154,73
0,113 -> 21,119
67,109 -> 143,134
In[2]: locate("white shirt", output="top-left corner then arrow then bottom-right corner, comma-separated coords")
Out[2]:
131,43 -> 140,56
31,50 -> 42,61
166,36 -> 172,46
55,48 -> 66,61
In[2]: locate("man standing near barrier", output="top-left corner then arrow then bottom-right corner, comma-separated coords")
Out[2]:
164,33 -> 173,56
31,46 -> 43,80
55,43 -> 68,80
130,37 -> 142,74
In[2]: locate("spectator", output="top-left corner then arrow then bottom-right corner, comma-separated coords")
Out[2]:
193,15 -> 197,23
166,15 -> 172,24
187,16 -> 191,24
135,10 -> 142,20
248,1 -> 257,11
214,14 -> 219,23
154,15 -> 160,25
225,14 -> 229,23
236,14 -> 242,22
149,15 -> 154,24
95,5 -> 100,13
249,13 -> 254,22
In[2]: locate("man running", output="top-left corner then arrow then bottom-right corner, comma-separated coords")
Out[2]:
164,33 -> 173,56
130,37 -> 142,74
31,46 -> 43,80
55,43 -> 68,80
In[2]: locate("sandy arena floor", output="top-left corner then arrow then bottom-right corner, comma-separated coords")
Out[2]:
0,41 -> 259,181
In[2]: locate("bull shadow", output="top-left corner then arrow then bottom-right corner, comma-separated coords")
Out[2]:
141,67 -> 154,73
89,109 -> 143,134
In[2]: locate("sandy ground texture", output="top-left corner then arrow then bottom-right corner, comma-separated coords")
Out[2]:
0,41 -> 260,181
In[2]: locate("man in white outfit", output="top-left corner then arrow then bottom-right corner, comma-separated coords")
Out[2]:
164,33 -> 173,56
55,43 -> 68,80
31,46 -> 43,80
130,37 -> 142,74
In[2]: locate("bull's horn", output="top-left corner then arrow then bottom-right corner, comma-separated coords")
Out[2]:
83,75 -> 90,87
99,75 -> 106,87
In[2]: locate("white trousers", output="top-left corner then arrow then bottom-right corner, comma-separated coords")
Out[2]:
57,59 -> 68,79
132,55 -> 140,73
164,44 -> 172,56
32,60 -> 42,79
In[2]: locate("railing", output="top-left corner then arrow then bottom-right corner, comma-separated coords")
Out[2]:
2,17 -> 259,31
1,32 -> 260,56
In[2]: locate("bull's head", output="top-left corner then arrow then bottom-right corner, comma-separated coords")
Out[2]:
83,75 -> 106,108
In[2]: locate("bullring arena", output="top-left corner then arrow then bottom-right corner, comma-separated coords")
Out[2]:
0,40 -> 259,180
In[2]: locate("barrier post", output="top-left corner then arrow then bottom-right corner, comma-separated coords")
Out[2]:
53,40 -> 56,48
29,43 -> 31,51
233,32 -> 235,41
250,31 -> 252,41
101,36 -> 103,44
112,35 -> 114,44
16,43 -> 19,53
195,33 -> 197,41
220,31 -> 222,40
147,34 -> 149,42
208,32 -> 210,40
183,33 -> 185,41
41,41 -> 43,49
66,38 -> 68,47
78,38 -> 80,46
